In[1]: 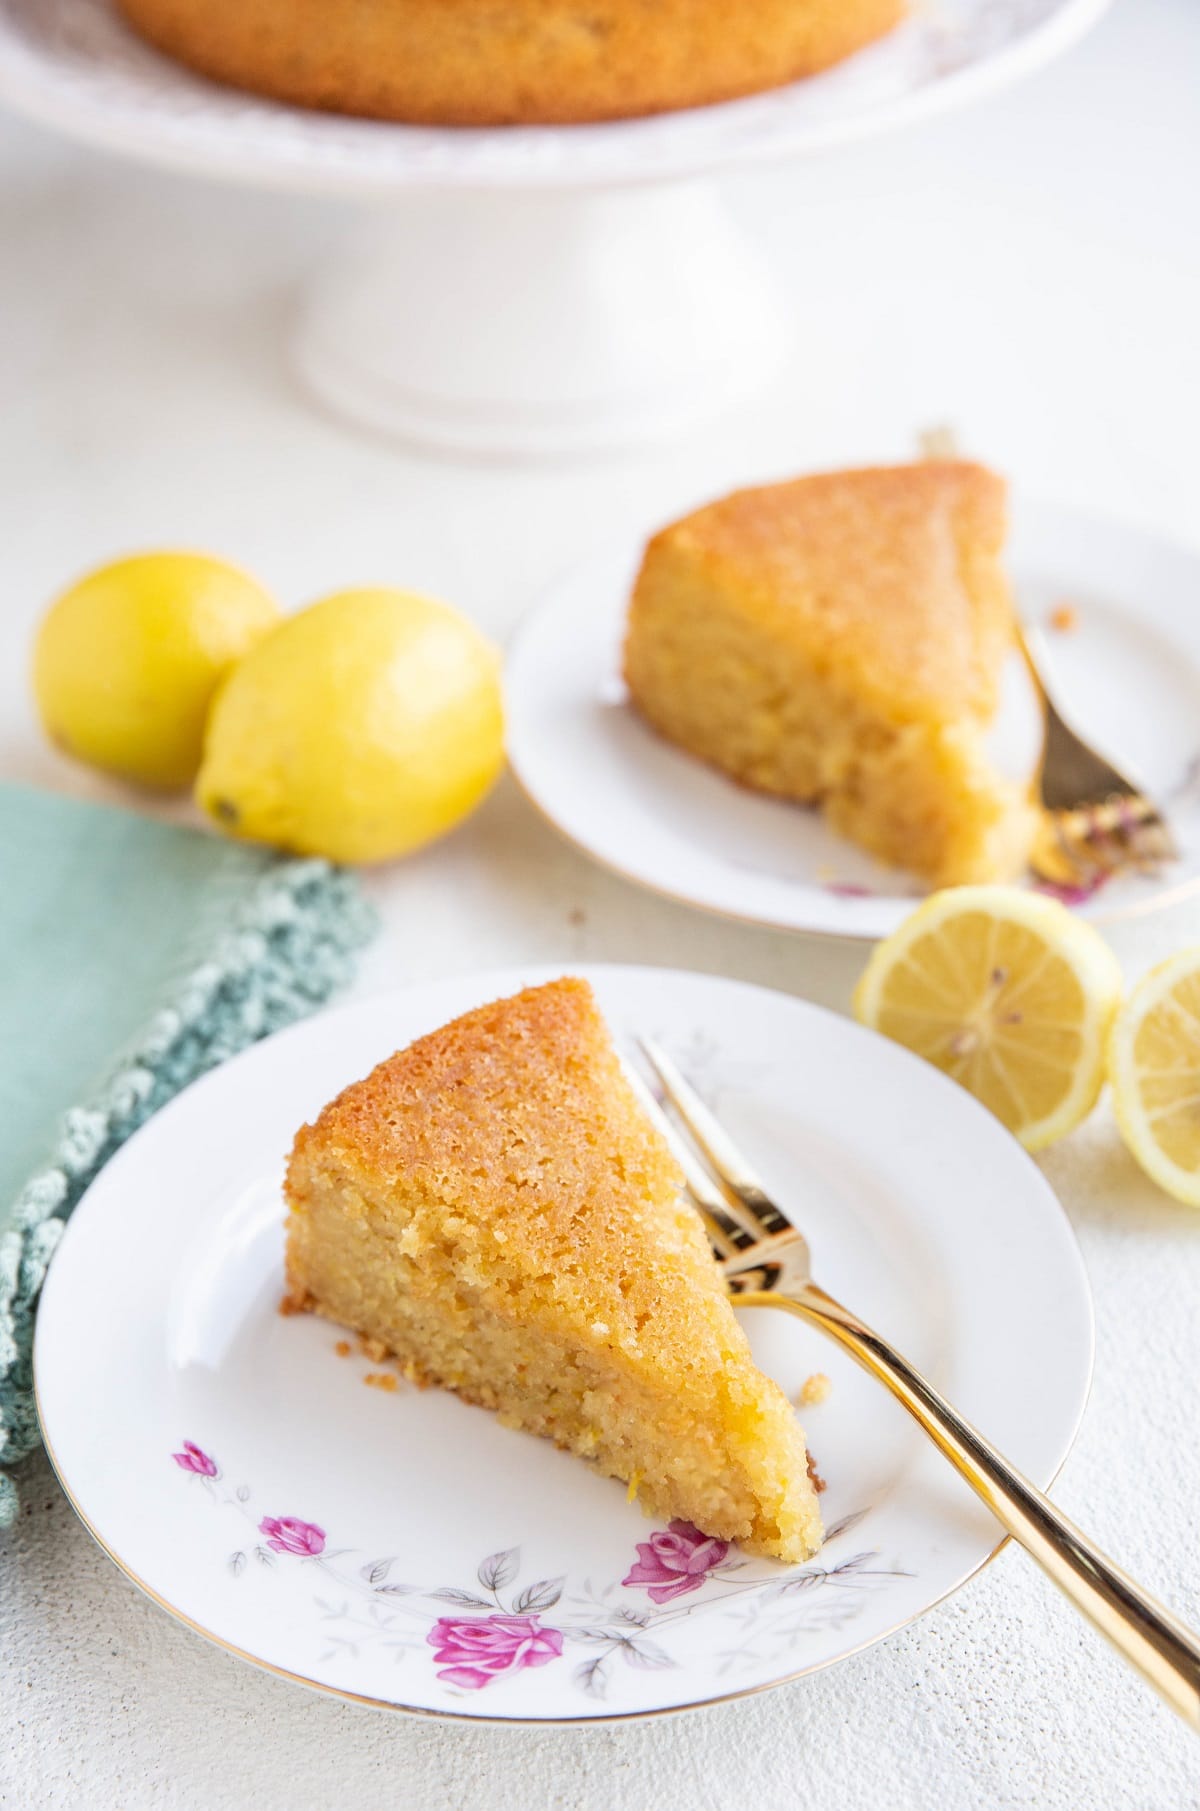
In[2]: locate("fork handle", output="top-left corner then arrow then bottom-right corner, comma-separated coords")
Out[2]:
758,1281 -> 1200,1729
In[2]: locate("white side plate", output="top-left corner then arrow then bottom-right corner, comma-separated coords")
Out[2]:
506,501 -> 1200,940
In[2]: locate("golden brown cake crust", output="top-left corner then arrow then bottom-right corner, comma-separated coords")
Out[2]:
115,0 -> 905,126
285,978 -> 823,1561
287,978 -> 747,1382
622,459 -> 1038,887
288,978 -> 687,1305
633,461 -> 1013,725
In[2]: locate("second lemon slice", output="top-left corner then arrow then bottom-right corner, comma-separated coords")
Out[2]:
1108,948 -> 1200,1206
853,887 -> 1122,1150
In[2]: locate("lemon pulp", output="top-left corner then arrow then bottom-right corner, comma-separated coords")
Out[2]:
854,887 -> 1122,1150
1109,948 -> 1200,1205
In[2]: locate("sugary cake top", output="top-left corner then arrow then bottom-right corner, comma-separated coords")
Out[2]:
287,977 -> 822,1556
289,978 -> 753,1380
645,460 -> 1013,724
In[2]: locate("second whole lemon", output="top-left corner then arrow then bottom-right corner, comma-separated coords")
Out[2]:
196,587 -> 505,863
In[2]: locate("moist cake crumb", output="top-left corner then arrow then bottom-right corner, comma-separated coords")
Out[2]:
799,1372 -> 832,1407
282,977 -> 823,1562
623,461 -> 1038,886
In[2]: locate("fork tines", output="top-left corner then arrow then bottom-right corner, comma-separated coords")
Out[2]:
1035,792 -> 1178,889
635,1036 -> 801,1248
622,1057 -> 759,1260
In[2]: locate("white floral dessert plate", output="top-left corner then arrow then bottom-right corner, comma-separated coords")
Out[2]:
507,500 -> 1200,940
36,965 -> 1093,1723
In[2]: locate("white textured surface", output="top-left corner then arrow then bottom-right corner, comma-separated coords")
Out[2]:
3,0 -> 1200,1802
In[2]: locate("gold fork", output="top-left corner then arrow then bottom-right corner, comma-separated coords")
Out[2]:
916,426 -> 1177,890
635,1036 -> 1200,1729
1019,620 -> 1177,891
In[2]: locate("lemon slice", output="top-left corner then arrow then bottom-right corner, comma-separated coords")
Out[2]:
854,887 -> 1123,1151
1108,948 -> 1200,1205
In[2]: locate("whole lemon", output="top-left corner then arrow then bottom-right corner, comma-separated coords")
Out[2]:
196,587 -> 505,863
33,552 -> 281,790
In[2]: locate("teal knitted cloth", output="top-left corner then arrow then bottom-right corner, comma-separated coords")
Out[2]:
0,783 -> 376,1526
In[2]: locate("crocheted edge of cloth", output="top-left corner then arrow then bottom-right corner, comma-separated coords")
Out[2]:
0,856 -> 376,1528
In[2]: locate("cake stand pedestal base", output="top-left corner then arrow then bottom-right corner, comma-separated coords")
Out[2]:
293,182 -> 788,459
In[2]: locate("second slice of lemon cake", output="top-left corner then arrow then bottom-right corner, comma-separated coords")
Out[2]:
623,460 -> 1038,886
284,977 -> 822,1563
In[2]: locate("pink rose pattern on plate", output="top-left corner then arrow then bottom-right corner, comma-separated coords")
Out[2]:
427,1614 -> 565,1690
622,1520 -> 730,1603
173,1445 -> 904,1701
260,1515 -> 326,1557
171,1440 -> 217,1477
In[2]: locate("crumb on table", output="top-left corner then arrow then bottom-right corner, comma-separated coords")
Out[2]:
798,1372 -> 832,1408
1048,602 -> 1079,634
364,1371 -> 399,1392
334,1340 -> 352,1358
806,1450 -> 828,1494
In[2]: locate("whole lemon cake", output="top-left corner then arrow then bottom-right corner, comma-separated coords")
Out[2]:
284,977 -> 822,1562
623,460 -> 1039,887
115,0 -> 905,126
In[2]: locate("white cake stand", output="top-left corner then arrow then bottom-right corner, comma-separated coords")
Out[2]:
0,0 -> 1108,456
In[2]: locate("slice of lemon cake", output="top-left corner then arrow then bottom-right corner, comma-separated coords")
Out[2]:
284,977 -> 822,1563
623,460 -> 1039,886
